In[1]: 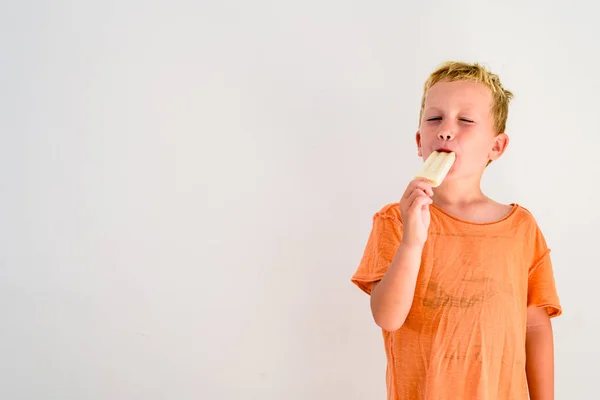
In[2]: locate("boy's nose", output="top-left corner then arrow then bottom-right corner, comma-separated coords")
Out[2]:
438,132 -> 454,140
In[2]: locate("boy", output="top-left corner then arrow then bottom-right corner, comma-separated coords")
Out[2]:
351,61 -> 562,400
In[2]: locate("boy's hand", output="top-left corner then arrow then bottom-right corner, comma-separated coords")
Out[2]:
399,178 -> 433,248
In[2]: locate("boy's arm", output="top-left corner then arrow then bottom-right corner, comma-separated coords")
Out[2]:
370,242 -> 422,331
525,306 -> 555,400
370,178 -> 432,332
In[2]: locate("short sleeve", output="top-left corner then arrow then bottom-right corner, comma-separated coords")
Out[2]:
351,207 -> 403,295
527,228 -> 562,318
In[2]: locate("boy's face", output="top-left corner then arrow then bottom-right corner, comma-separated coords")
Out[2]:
416,80 -> 508,181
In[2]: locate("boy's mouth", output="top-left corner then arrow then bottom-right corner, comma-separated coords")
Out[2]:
435,147 -> 454,153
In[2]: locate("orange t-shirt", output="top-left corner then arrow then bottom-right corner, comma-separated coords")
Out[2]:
351,202 -> 562,400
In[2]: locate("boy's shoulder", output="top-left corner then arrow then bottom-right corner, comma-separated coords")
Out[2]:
511,203 -> 544,227
372,202 -> 403,222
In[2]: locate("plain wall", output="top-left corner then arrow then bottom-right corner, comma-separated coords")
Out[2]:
1,0 -> 599,399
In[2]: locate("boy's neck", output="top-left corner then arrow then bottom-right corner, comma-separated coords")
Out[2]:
431,176 -> 488,207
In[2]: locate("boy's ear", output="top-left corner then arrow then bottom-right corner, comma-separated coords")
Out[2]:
416,131 -> 423,157
489,133 -> 509,161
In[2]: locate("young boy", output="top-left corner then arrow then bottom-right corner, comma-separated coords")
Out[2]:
351,61 -> 562,400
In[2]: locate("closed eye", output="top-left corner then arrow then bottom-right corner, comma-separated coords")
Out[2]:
426,117 -> 474,123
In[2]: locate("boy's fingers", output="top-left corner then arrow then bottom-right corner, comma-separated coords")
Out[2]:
406,185 -> 432,205
405,189 -> 424,208
402,188 -> 428,206
413,194 -> 432,209
407,190 -> 431,211
408,200 -> 426,219
406,179 -> 434,197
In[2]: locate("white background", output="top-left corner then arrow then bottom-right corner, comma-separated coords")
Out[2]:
1,1 -> 598,399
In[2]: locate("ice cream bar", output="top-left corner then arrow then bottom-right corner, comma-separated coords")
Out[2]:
415,151 -> 456,187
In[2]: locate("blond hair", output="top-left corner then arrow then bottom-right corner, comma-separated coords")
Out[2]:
419,61 -> 513,134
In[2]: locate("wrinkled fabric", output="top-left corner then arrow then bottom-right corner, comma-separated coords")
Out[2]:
351,202 -> 561,400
